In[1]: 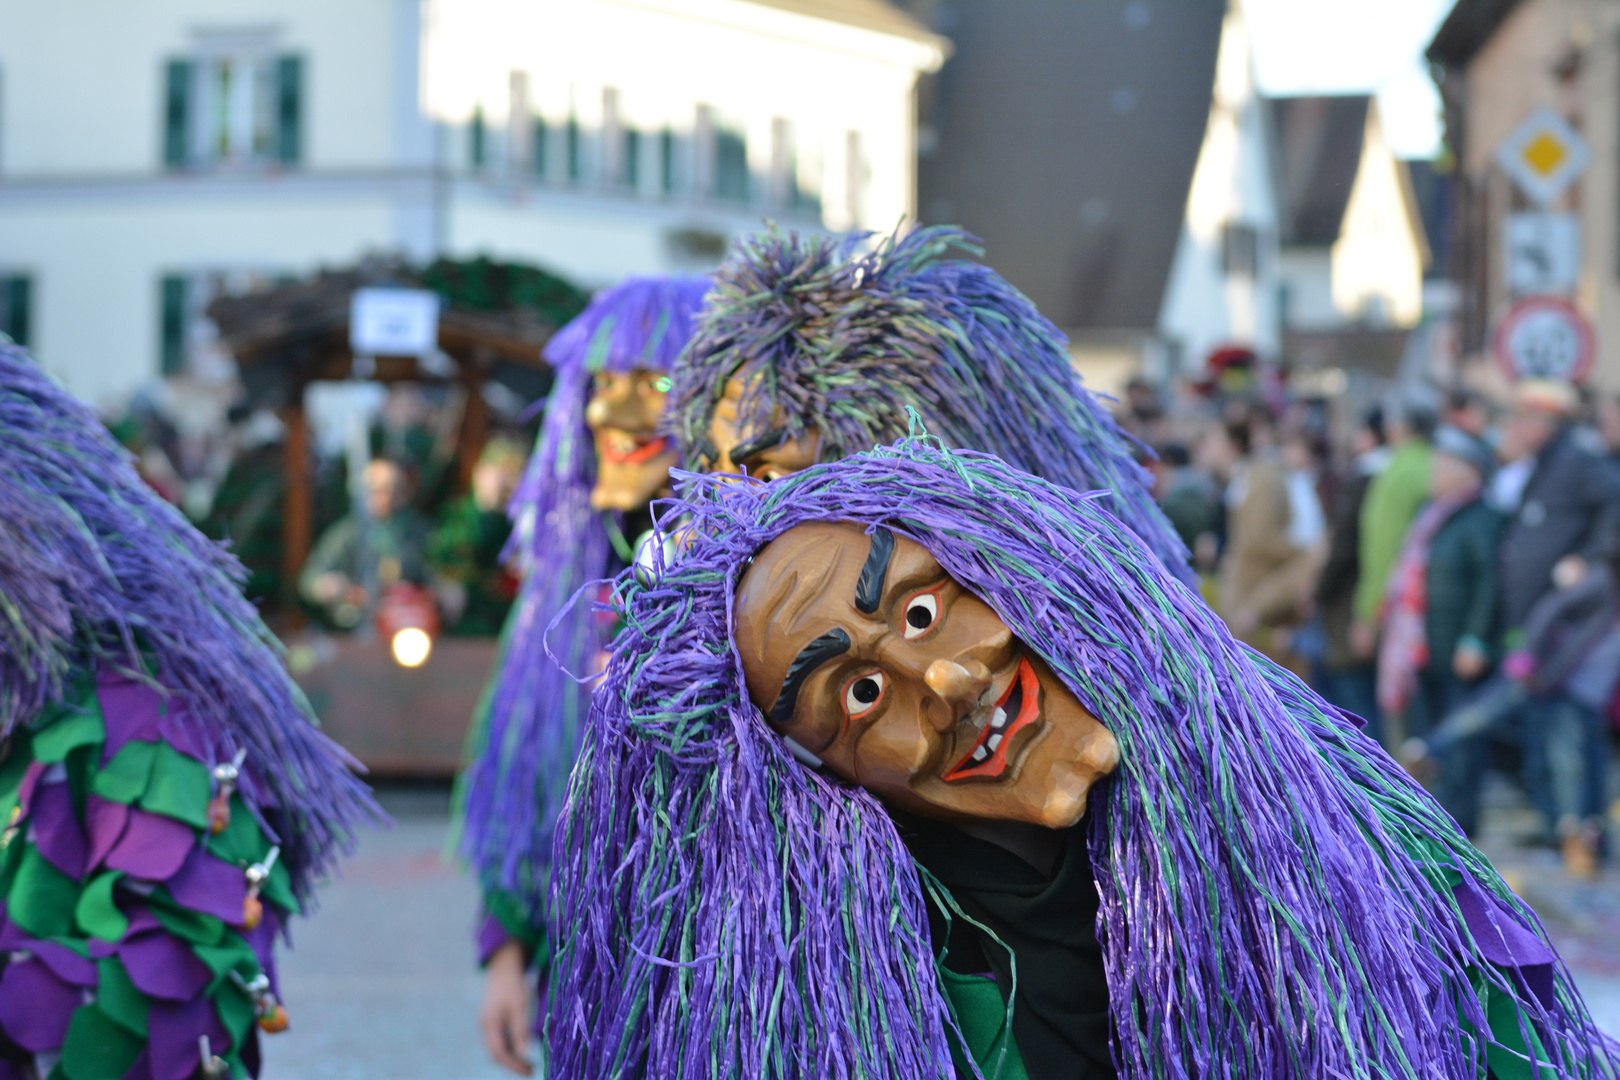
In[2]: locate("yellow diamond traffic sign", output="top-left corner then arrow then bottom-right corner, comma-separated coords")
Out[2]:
1497,108 -> 1589,205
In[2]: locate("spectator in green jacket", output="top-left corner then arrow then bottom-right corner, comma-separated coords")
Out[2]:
1351,402 -> 1435,668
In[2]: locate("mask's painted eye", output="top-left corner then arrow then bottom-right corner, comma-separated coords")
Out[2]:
842,671 -> 886,720
756,466 -> 786,482
654,376 -> 672,393
903,591 -> 940,639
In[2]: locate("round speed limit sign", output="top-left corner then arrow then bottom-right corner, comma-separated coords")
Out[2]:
1493,296 -> 1595,383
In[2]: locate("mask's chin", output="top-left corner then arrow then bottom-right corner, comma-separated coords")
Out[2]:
591,455 -> 675,511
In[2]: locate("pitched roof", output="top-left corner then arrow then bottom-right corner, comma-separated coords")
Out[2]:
910,0 -> 1224,331
1427,0 -> 1526,68
1268,95 -> 1371,247
745,0 -> 941,45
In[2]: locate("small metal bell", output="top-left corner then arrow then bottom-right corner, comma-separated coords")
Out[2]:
241,845 -> 279,930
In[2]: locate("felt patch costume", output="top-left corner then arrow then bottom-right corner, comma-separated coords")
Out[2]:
0,345 -> 377,1080
547,437 -> 1616,1079
454,276 -> 710,959
666,225 -> 1190,579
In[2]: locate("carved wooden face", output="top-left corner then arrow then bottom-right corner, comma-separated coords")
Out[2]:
585,369 -> 678,511
704,378 -> 821,481
734,522 -> 1119,827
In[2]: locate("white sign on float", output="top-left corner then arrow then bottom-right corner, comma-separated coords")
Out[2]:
1495,108 -> 1590,207
349,288 -> 441,356
1505,212 -> 1580,295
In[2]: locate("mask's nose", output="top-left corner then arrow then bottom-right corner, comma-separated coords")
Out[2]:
923,659 -> 991,729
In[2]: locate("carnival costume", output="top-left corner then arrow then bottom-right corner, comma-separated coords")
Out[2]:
547,436 -> 1617,1079
455,276 -> 710,966
0,345 -> 377,1080
666,224 -> 1190,577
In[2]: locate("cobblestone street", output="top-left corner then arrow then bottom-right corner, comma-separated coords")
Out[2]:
262,782 -> 1620,1079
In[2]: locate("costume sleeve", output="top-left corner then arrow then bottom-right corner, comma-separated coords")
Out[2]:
1354,444 -> 1430,625
478,885 -> 547,970
297,518 -> 358,603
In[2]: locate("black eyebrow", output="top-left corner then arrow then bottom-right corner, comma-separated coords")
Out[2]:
770,628 -> 851,727
730,425 -> 789,465
855,527 -> 894,614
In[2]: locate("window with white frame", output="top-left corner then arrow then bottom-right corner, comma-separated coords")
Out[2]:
163,29 -> 302,170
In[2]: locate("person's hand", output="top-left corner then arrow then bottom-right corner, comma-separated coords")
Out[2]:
1349,619 -> 1377,660
1553,554 -> 1588,590
480,941 -> 534,1076
1453,643 -> 1488,681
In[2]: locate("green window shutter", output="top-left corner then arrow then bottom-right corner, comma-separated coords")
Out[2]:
625,128 -> 640,189
470,106 -> 486,168
1,275 -> 31,348
532,116 -> 548,178
159,275 -> 187,376
162,60 -> 193,168
276,55 -> 302,165
660,128 -> 675,193
716,128 -> 748,202
565,115 -> 580,182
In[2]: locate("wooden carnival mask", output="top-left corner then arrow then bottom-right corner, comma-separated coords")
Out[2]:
586,369 -> 679,511
734,522 -> 1119,828
704,378 -> 821,481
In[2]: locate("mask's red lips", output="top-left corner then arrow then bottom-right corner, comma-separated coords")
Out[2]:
943,658 -> 1039,783
600,434 -> 670,466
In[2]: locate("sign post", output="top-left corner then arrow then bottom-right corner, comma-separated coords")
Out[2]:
349,287 -> 441,357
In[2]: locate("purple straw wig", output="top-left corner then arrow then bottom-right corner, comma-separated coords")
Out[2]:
455,274 -> 711,919
547,435 -> 1616,1078
0,344 -> 377,899
666,224 -> 1190,579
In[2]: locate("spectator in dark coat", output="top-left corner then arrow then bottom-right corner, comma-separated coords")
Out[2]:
1415,427 -> 1502,730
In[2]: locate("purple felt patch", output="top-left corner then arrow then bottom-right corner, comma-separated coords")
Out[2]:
1454,877 -> 1556,969
85,795 -> 132,870
118,930 -> 210,1002
0,956 -> 80,1052
15,761 -> 46,817
29,780 -> 87,878
121,907 -> 164,939
153,701 -> 208,765
245,908 -> 281,999
29,940 -> 97,986
0,909 -> 29,951
166,847 -> 247,926
0,1056 -> 29,1080
119,1048 -> 154,1080
97,675 -> 166,762
147,994 -> 228,1080
104,809 -> 196,882
476,912 -> 510,967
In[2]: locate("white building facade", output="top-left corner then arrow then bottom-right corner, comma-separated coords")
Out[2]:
0,0 -> 943,404
1156,0 -> 1282,376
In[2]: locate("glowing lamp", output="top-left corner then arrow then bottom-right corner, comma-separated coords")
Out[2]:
391,627 -> 433,667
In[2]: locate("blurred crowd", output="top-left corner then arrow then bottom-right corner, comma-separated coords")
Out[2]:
1123,361 -> 1620,880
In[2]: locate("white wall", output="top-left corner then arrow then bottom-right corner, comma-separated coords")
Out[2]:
1331,105 -> 1425,327
1158,0 -> 1281,373
1277,248 -> 1337,328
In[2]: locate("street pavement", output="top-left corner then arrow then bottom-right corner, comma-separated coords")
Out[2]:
262,781 -> 1620,1079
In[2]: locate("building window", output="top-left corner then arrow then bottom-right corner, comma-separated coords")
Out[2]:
1221,222 -> 1259,277
716,125 -> 749,203
659,128 -> 675,194
625,129 -> 641,191
160,275 -> 189,375
532,116 -> 549,178
0,274 -> 32,348
159,270 -> 282,378
162,48 -> 302,170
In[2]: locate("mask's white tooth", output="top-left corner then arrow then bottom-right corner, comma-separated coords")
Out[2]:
987,732 -> 1003,753
991,707 -> 1007,731
971,745 -> 989,763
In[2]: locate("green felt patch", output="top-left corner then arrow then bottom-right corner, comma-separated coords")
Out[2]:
9,845 -> 80,939
59,1003 -> 144,1080
33,699 -> 106,764
0,737 -> 35,825
75,871 -> 129,942
150,887 -> 226,947
194,934 -> 258,986
264,855 -> 299,916
141,742 -> 211,828
93,958 -> 151,1038
90,740 -> 158,805
213,974 -> 257,1047
206,793 -> 267,866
